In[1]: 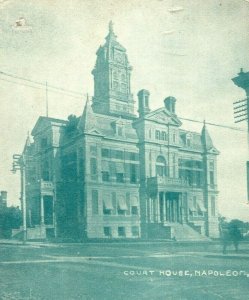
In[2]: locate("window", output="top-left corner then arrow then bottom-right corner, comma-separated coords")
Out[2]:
92,190 -> 98,215
161,131 -> 167,141
114,81 -> 119,90
112,192 -> 116,214
156,156 -> 167,177
126,192 -> 130,215
128,152 -> 139,161
61,152 -> 77,181
113,71 -> 118,80
103,207 -> 112,215
103,197 -> 113,215
121,83 -> 127,93
118,227 -> 125,237
90,145 -> 97,156
173,132 -> 176,143
90,158 -> 97,180
116,173 -> 124,183
193,196 -> 197,209
117,126 -> 123,136
211,196 -> 215,216
155,130 -> 160,140
41,138 -> 48,149
125,152 -> 139,161
178,159 -> 203,188
118,208 -> 126,215
101,148 -> 110,158
131,206 -> 138,215
42,161 -> 50,181
130,164 -> 137,183
115,150 -> 124,159
209,161 -> 214,170
209,171 -> 214,185
131,226 -> 139,237
121,74 -> 126,81
102,171 -> 110,182
104,227 -> 112,237
117,196 -> 127,215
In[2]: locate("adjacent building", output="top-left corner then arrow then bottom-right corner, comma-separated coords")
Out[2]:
22,22 -> 219,240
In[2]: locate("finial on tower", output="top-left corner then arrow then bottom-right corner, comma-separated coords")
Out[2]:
109,20 -> 114,33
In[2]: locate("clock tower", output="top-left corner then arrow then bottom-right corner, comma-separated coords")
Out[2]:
91,21 -> 135,118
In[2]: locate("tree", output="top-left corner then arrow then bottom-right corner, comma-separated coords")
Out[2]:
0,206 -> 22,238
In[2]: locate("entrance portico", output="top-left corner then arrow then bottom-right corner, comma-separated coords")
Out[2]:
159,192 -> 182,223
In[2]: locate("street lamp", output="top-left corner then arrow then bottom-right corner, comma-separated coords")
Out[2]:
11,154 -> 27,243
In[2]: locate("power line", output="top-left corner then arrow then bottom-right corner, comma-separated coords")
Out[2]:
179,117 -> 246,132
0,77 -> 83,99
0,70 -> 246,132
0,70 -> 84,96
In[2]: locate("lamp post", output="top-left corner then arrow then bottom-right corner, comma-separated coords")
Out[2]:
11,154 -> 27,243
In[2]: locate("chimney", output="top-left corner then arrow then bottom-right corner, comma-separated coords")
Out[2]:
164,96 -> 176,114
137,89 -> 150,117
0,191 -> 7,206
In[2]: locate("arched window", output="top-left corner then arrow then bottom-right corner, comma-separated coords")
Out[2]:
121,74 -> 126,82
156,156 -> 167,177
113,71 -> 118,80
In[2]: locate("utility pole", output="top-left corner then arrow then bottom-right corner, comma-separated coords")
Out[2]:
232,68 -> 249,203
12,154 -> 27,243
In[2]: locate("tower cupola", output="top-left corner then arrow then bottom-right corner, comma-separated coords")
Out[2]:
91,21 -> 135,118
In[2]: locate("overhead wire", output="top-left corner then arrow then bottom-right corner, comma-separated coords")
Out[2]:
0,70 -> 84,96
0,77 -> 83,99
0,70 -> 246,132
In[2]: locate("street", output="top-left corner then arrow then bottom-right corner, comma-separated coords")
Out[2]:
0,241 -> 249,300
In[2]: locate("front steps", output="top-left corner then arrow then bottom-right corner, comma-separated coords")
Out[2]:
164,222 -> 210,241
147,222 -> 210,241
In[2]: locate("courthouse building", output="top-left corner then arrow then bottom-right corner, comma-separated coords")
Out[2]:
23,23 -> 219,240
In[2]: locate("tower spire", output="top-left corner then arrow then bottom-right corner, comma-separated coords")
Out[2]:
109,20 -> 114,33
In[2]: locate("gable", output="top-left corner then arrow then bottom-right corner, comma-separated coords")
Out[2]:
145,109 -> 182,126
207,147 -> 220,155
87,128 -> 103,136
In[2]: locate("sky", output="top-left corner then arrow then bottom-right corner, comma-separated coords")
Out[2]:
0,0 -> 249,221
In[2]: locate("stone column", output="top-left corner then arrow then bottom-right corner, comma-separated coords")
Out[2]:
41,195 -> 44,225
160,193 -> 164,222
148,198 -> 151,223
156,195 -> 160,222
163,193 -> 167,222
166,196 -> 170,221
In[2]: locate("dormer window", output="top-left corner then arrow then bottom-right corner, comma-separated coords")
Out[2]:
117,125 -> 123,136
112,119 -> 125,137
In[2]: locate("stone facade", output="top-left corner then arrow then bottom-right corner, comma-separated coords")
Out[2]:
23,23 -> 220,240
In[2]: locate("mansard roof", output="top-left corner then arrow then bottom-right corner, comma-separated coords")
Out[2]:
78,102 -> 138,141
77,99 -> 96,133
201,122 -> 219,154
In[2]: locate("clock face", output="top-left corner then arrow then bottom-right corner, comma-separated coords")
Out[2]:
115,51 -> 123,63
